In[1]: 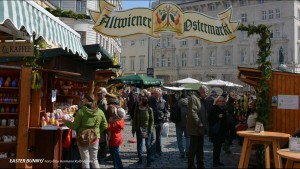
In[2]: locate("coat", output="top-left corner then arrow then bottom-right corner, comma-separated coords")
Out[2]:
63,104 -> 108,138
177,97 -> 188,129
208,105 -> 227,141
186,94 -> 208,136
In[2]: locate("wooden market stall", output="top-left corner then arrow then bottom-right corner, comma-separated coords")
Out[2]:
238,66 -> 300,134
18,44 -> 119,168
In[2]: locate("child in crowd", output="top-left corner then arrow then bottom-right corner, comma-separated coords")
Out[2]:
107,105 -> 126,169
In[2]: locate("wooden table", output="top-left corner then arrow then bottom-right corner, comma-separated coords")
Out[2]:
237,131 -> 290,168
277,148 -> 300,168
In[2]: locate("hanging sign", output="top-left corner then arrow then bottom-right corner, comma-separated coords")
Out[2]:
90,1 -> 240,43
0,42 -> 34,57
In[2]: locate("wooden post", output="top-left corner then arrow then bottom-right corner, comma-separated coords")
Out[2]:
16,67 -> 32,168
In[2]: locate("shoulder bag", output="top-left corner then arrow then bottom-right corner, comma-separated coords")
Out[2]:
77,117 -> 98,147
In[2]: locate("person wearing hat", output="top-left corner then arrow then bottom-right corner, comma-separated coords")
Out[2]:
97,87 -> 109,160
107,105 -> 126,169
63,93 -> 107,169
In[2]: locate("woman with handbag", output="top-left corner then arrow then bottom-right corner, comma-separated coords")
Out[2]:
63,93 -> 108,169
208,96 -> 227,167
132,95 -> 154,167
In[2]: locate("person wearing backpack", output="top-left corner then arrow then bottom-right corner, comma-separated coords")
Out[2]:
176,92 -> 190,159
62,93 -> 108,169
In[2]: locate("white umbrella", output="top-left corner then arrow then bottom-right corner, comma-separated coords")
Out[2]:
163,86 -> 191,91
171,77 -> 201,84
225,81 -> 243,87
206,79 -> 228,86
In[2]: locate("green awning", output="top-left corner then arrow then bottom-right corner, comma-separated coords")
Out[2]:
0,0 -> 87,59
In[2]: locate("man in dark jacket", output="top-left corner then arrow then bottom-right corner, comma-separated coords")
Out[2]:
148,88 -> 169,157
186,85 -> 209,169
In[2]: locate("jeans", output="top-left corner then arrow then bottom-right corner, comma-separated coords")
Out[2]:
153,124 -> 162,155
188,135 -> 204,169
175,125 -> 190,154
77,140 -> 100,169
109,146 -> 123,169
137,131 -> 152,164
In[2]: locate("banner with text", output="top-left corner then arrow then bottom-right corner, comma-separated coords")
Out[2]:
90,1 -> 240,43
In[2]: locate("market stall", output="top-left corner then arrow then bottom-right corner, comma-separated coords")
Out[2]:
238,66 -> 300,134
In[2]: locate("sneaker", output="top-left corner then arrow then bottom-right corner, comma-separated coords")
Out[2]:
185,152 -> 189,157
180,153 -> 185,159
104,155 -> 112,162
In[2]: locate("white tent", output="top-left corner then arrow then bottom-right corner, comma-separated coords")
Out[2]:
171,77 -> 207,84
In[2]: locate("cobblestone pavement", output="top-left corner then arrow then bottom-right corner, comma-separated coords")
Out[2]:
100,115 -> 242,169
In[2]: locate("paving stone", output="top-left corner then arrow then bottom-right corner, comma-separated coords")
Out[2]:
99,115 -> 241,168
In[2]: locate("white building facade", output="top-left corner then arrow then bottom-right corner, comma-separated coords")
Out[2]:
121,0 -> 300,85
48,0 -> 122,58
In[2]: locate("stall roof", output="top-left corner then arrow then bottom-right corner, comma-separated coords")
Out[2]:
0,0 -> 87,59
40,44 -> 121,70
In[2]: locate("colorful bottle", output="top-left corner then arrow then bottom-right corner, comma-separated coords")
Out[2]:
41,116 -> 47,127
50,113 -> 55,125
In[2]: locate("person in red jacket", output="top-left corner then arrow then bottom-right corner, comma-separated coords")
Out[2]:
107,105 -> 125,169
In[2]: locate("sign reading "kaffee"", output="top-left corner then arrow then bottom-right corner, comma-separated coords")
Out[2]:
0,42 -> 34,57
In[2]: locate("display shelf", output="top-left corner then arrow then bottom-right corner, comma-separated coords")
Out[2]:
0,142 -> 16,144
0,126 -> 17,129
0,87 -> 19,90
0,113 -> 18,115
0,103 -> 19,105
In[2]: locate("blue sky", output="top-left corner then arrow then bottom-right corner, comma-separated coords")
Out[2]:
122,0 -> 152,10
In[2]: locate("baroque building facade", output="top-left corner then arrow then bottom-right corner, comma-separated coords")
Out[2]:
48,0 -> 122,58
121,0 -> 300,86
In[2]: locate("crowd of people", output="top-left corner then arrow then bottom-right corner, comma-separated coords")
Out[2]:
60,84 -> 258,169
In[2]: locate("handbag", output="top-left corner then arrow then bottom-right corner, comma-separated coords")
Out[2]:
77,117 -> 98,147
62,129 -> 72,149
139,127 -> 148,138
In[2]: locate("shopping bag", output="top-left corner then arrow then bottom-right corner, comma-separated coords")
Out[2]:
62,129 -> 72,149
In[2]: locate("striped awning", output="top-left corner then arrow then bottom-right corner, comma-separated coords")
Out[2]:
0,0 -> 87,59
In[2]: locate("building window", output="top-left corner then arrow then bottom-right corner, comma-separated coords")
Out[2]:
161,55 -> 166,67
131,40 -> 135,46
182,53 -> 187,67
298,9 -> 300,19
269,10 -> 274,19
77,31 -> 86,45
275,8 -> 281,19
121,57 -> 126,69
156,57 -> 160,67
130,57 -> 135,71
208,3 -> 216,11
167,38 -> 171,46
140,39 -> 145,46
209,51 -> 215,66
106,40 -> 109,51
76,0 -> 83,12
167,57 -> 171,67
241,49 -> 247,64
224,1 -> 231,9
257,0 -> 264,4
225,50 -> 231,65
241,13 -> 247,23
139,57 -> 145,71
195,53 -> 201,66
274,25 -> 281,38
239,0 -> 247,6
298,27 -> 300,40
262,11 -> 267,20
240,31 -> 248,40
195,39 -> 201,45
182,40 -> 187,46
